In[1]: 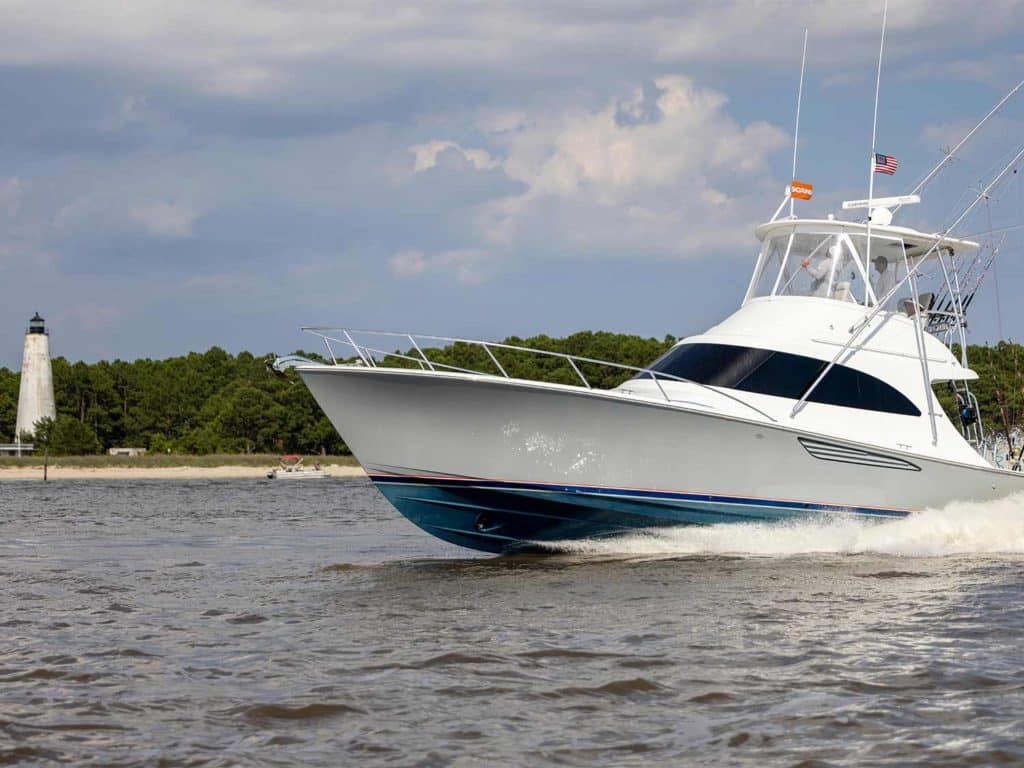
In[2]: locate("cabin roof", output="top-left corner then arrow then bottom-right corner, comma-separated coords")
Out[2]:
755,218 -> 980,259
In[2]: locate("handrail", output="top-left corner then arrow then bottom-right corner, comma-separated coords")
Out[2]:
299,326 -> 777,423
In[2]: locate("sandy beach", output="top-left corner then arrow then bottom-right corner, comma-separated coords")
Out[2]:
0,464 -> 367,481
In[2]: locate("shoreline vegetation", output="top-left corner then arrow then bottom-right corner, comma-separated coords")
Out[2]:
0,453 -> 364,481
0,333 -> 675,458
2,334 -> 1024,466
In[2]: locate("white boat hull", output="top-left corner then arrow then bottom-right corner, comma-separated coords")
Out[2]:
299,366 -> 1024,553
267,468 -> 330,480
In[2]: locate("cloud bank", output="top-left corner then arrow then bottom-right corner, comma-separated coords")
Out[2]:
1,1 -> 1023,364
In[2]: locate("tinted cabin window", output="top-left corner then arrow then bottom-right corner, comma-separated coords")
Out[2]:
637,343 -> 920,416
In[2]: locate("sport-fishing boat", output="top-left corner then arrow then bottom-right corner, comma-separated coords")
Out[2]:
275,82 -> 1024,553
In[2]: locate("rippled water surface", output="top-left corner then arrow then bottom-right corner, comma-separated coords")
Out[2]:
3,478 -> 1024,766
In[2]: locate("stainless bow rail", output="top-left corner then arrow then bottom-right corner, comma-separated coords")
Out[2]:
294,326 -> 777,423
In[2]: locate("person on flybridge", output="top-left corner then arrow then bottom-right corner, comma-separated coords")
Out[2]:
872,254 -> 896,305
801,244 -> 846,298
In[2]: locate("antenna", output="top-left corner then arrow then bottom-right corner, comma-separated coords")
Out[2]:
865,0 -> 888,273
790,29 -> 809,218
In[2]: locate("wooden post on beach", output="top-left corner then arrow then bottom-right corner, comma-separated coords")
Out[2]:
34,416 -> 53,482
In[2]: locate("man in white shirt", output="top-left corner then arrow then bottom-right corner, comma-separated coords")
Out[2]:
872,254 -> 896,305
801,244 -> 843,297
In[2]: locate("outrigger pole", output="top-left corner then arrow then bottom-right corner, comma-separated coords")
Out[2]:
894,79 -> 1024,216
859,0 -> 942,442
864,0 -> 888,272
789,29 -> 809,219
769,29 -> 811,224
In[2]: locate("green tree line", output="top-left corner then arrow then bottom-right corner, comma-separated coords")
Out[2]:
0,332 -> 673,455
935,341 -> 1024,431
1,334 -> 1022,455
0,347 -> 343,455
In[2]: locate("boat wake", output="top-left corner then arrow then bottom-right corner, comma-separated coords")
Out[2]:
540,493 -> 1024,558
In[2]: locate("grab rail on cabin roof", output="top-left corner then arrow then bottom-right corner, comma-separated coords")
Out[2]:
299,326 -> 778,424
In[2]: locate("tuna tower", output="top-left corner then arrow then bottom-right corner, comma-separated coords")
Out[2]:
15,312 -> 56,444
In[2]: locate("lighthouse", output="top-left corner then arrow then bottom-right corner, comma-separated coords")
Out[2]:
15,312 -> 56,449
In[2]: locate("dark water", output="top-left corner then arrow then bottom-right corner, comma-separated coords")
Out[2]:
2,478 -> 1024,766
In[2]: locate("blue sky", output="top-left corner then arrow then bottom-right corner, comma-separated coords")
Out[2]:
2,0 -> 1024,368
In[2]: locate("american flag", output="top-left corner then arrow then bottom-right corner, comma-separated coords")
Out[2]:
874,152 -> 898,175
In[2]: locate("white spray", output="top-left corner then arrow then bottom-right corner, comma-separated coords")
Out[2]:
543,493 -> 1024,558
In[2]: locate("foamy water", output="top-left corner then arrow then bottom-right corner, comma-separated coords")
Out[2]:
543,492 -> 1024,558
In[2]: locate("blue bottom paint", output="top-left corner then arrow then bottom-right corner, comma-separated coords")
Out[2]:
370,475 -> 908,554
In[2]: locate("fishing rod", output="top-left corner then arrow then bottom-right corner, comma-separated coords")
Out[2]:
961,221 -> 1024,240
927,160 -> 1022,339
996,387 -> 1015,465
893,79 -> 1024,217
1013,345 -> 1023,470
927,232 -> 1006,332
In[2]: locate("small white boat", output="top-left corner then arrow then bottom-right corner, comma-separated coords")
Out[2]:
266,455 -> 330,480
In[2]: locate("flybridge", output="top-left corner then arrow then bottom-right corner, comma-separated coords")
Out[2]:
752,219 -> 979,261
751,19 -> 1024,452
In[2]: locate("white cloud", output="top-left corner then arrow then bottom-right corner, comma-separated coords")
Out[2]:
390,247 -> 493,284
411,141 -> 499,173
389,249 -> 427,277
921,119 -> 978,152
417,75 -> 788,260
919,115 -> 1024,171
1,1 -> 1021,105
205,65 -> 283,97
2,2 -> 1023,367
54,193 -> 199,240
900,52 -> 1024,87
56,302 -> 120,331
98,95 -> 147,133
130,201 -> 196,238
433,249 -> 492,284
53,196 -> 93,232
0,177 -> 22,219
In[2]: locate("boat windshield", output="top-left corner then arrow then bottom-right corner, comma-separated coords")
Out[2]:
748,229 -> 908,309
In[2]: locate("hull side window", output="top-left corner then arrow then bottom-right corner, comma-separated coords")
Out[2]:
637,343 -> 920,417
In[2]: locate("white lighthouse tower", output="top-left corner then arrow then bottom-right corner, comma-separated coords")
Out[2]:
15,312 -> 56,450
